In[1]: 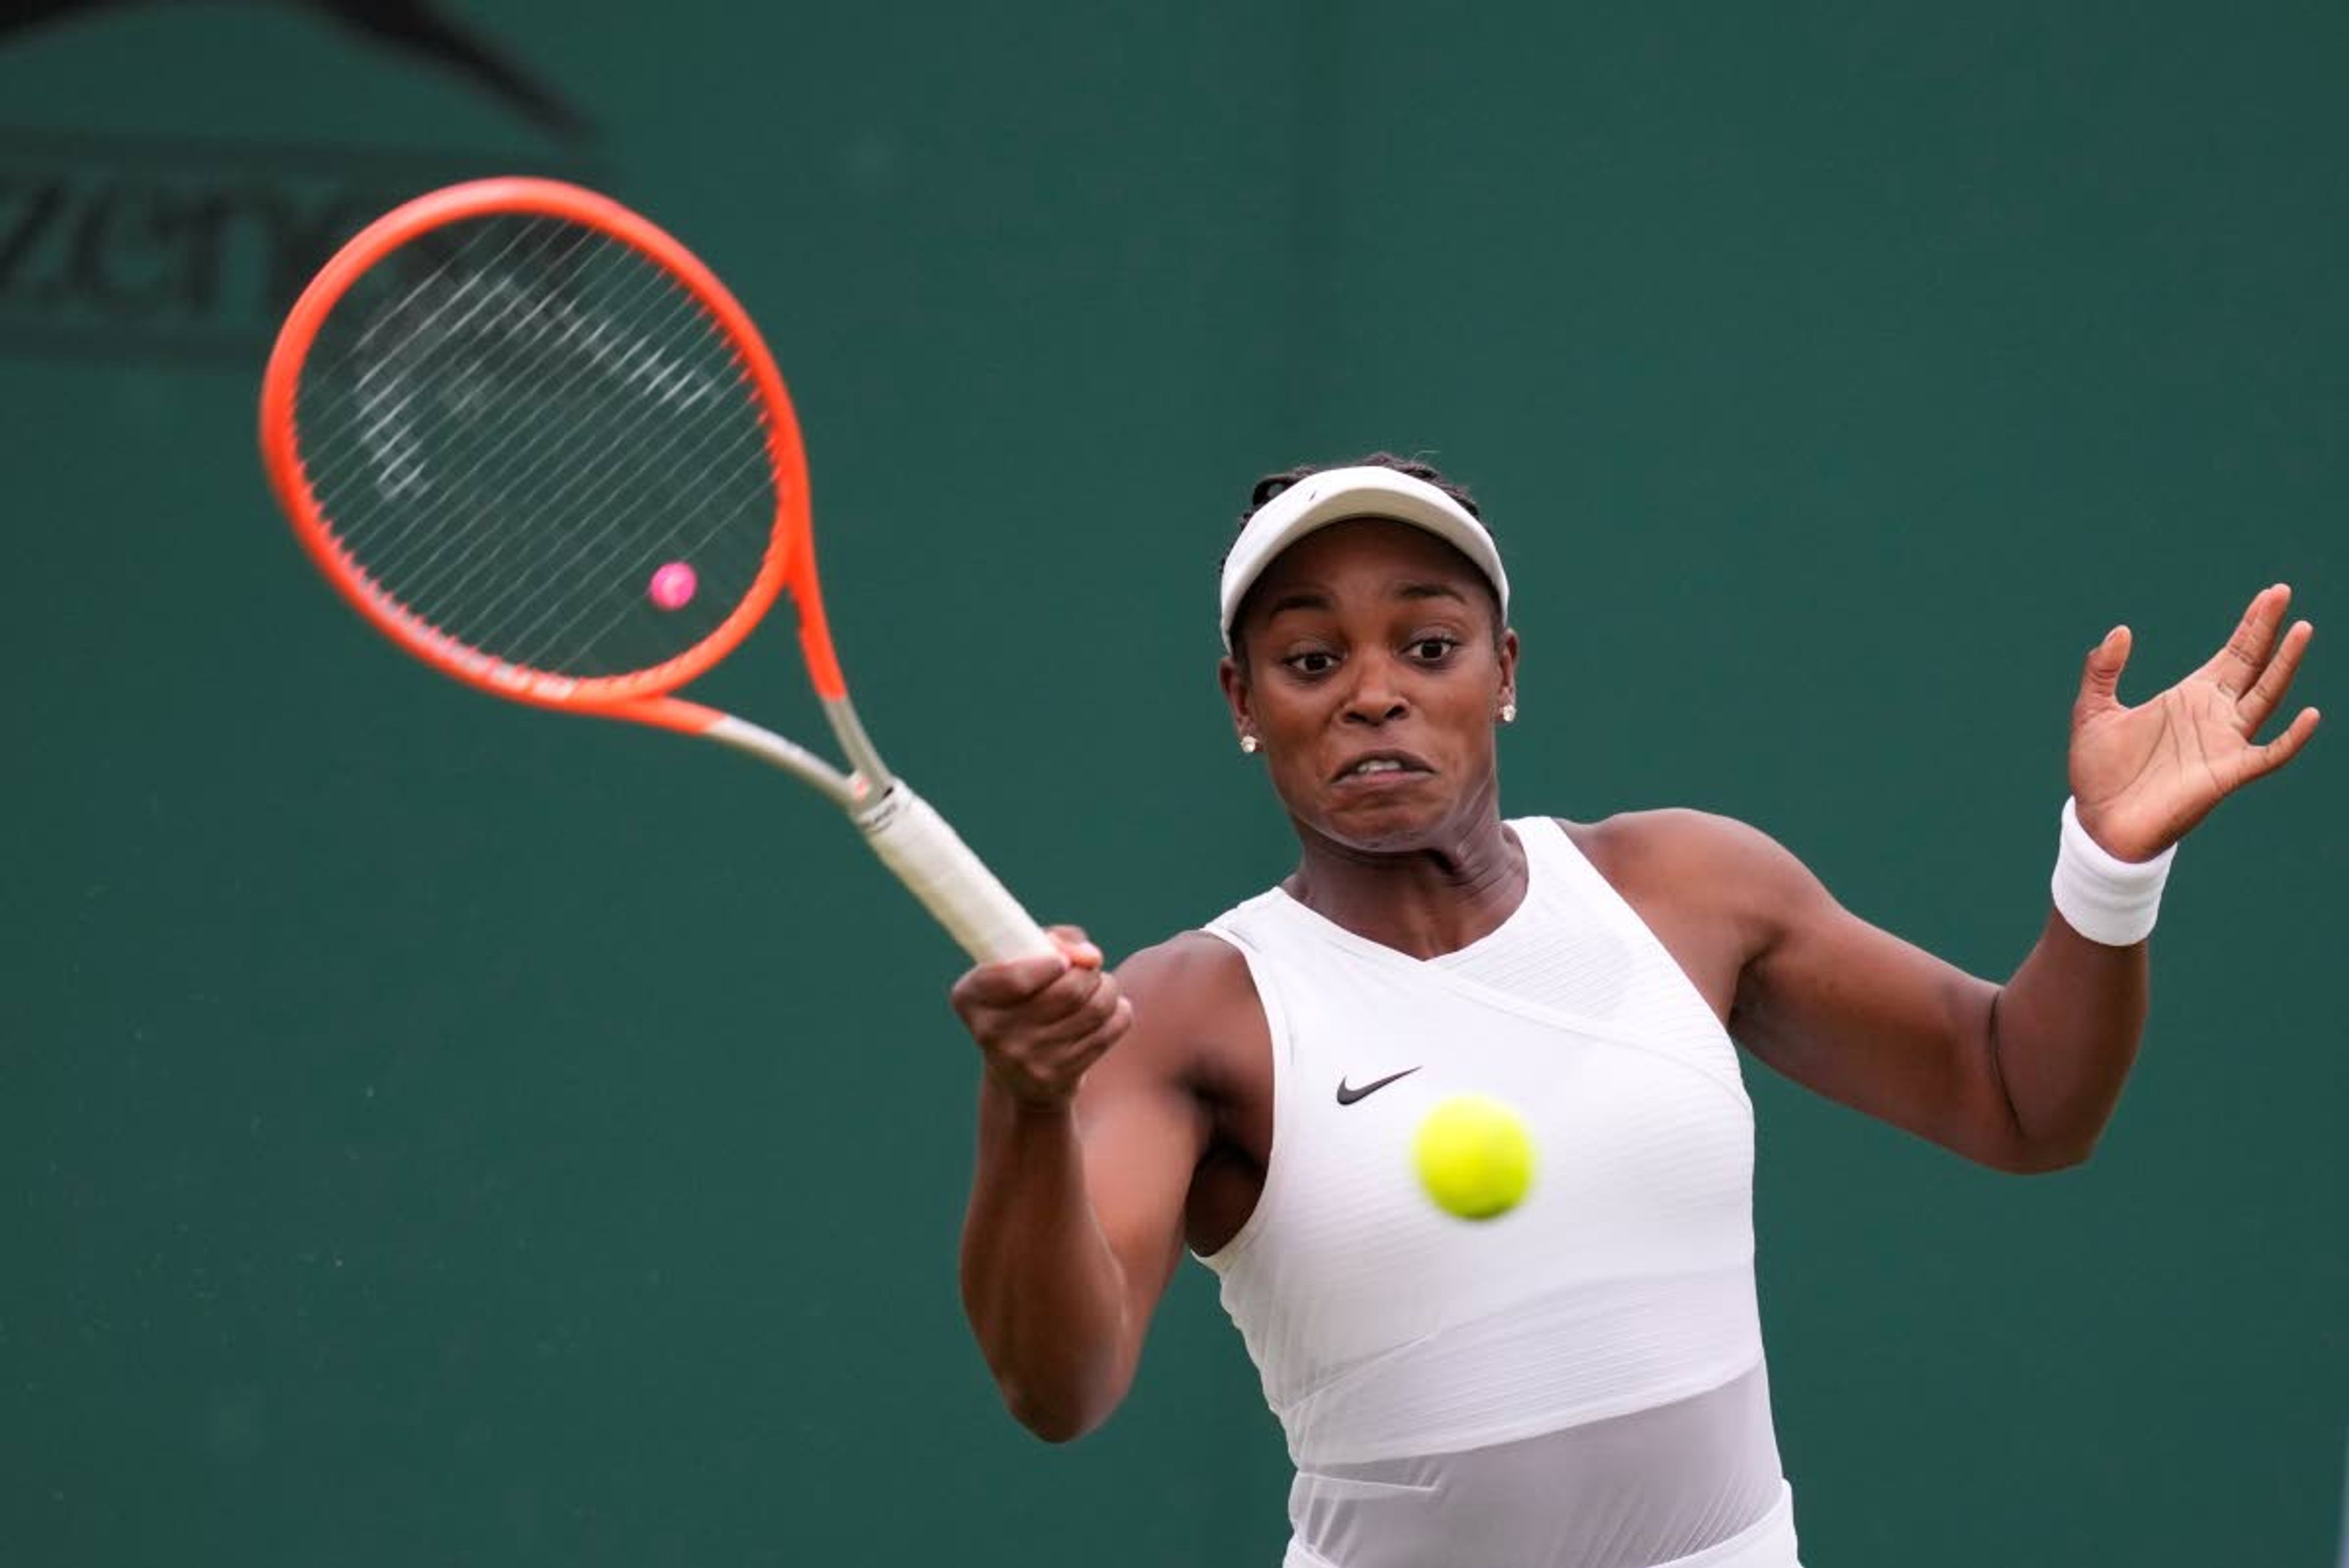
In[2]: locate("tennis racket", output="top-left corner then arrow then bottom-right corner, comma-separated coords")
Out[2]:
258,177 -> 1056,965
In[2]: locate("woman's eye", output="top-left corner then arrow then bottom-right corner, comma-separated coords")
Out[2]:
1288,651 -> 1337,676
1409,637 -> 1459,661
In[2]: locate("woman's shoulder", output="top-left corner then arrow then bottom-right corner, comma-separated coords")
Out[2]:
1546,810 -> 1827,1008
1551,808 -> 1817,913
1107,930 -> 1272,1098
1113,928 -> 1257,1015
1553,804 -> 1771,853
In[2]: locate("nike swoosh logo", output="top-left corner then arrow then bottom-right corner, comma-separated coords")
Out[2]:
1335,1067 -> 1422,1105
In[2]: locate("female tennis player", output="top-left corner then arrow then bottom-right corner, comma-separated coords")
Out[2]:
951,455 -> 2318,1568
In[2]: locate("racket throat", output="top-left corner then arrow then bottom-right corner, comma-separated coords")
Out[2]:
700,713 -> 863,808
822,696 -> 894,797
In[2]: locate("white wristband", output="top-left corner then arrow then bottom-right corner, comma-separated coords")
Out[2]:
2050,797 -> 2176,946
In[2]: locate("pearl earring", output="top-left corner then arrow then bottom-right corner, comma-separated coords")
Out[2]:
1241,735 -> 1260,754
1499,702 -> 1517,724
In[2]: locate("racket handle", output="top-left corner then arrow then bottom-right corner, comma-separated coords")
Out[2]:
854,786 -> 1059,965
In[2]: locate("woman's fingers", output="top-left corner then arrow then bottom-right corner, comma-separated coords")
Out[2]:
958,961 -> 1102,1034
949,933 -> 1132,1105
1022,972 -> 1128,1051
2236,619 -> 2315,732
2201,584 -> 2291,698
1008,987 -> 1133,1087
2243,705 -> 2323,783
2073,625 -> 2132,721
1047,924 -> 1105,969
953,954 -> 1057,1002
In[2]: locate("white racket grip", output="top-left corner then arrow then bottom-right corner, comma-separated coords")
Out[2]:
853,785 -> 1058,964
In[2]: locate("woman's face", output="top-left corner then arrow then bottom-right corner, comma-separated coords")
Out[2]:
1221,519 -> 1518,853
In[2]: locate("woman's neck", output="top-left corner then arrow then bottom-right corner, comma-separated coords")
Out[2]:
1283,813 -> 1528,960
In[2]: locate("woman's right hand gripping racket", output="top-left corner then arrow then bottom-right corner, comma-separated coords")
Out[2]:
259,177 -> 1058,966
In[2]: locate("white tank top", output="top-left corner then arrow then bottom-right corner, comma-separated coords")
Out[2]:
1200,817 -> 1798,1568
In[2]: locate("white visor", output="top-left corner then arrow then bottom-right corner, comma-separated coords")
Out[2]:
1218,466 -> 1510,651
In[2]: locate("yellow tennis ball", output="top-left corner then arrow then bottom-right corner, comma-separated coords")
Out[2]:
1412,1093 -> 1535,1221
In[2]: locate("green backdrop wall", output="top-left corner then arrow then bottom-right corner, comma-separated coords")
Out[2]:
6,4 -> 2340,1566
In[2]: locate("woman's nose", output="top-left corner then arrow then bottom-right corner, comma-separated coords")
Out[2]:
1341,655 -> 1409,726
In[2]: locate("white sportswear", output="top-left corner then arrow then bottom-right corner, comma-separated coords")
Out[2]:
1199,817 -> 1802,1568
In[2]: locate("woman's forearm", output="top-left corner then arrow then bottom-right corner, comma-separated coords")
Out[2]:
959,1083 -> 1135,1442
1989,912 -> 2150,1165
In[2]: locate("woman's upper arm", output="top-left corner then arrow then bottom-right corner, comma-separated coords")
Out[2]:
1689,817 -> 2035,1170
1068,937 -> 1234,1342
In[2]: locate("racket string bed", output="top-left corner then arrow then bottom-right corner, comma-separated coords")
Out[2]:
309,229 -> 657,532
314,262 -> 759,666
295,214 -> 775,680
388,266 -> 760,613
309,223 -> 600,520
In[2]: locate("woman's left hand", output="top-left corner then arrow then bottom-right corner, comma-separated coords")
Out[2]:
2068,584 -> 2320,861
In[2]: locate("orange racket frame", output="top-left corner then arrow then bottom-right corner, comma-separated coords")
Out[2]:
261,177 -> 844,726
258,178 -> 1055,964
